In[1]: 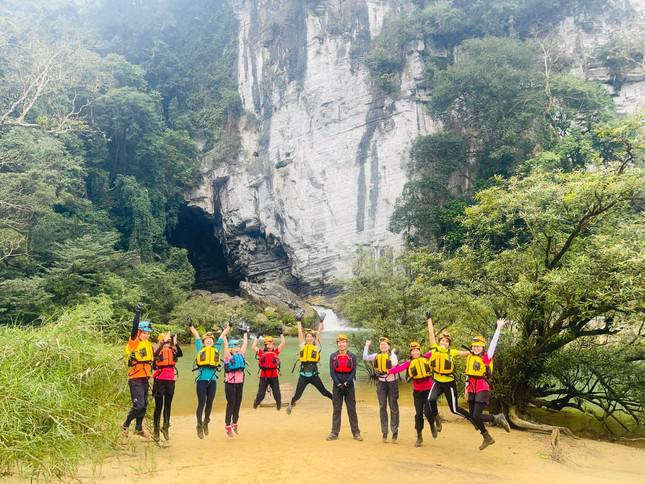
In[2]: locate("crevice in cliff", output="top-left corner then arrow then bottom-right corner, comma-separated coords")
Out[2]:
169,204 -> 238,293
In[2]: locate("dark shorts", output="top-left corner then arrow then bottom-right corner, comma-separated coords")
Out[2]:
468,390 -> 490,404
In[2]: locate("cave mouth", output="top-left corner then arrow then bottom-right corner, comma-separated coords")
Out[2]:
169,204 -> 238,293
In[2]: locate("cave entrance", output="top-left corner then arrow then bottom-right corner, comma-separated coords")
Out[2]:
169,204 -> 238,293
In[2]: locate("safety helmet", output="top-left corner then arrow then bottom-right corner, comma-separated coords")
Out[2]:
157,332 -> 171,344
263,336 -> 274,344
229,339 -> 240,348
439,331 -> 452,344
379,336 -> 391,345
409,341 -> 421,350
471,335 -> 486,347
336,333 -> 348,342
138,321 -> 153,333
203,332 -> 215,341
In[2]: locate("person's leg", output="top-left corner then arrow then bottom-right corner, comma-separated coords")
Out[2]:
225,382 -> 235,426
330,385 -> 343,437
444,381 -> 475,426
427,381 -> 444,424
388,380 -> 400,437
345,384 -> 360,437
152,380 -> 162,436
413,390 -> 424,433
269,377 -> 281,410
471,401 -> 489,434
203,380 -> 216,432
196,380 -> 207,425
133,379 -> 148,431
232,383 -> 244,424
376,380 -> 388,437
290,375 -> 309,406
253,377 -> 269,408
310,374 -> 333,399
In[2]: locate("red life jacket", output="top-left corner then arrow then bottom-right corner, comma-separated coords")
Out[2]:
332,353 -> 354,373
155,347 -> 177,368
258,350 -> 280,370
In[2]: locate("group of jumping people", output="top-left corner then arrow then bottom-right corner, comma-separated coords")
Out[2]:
122,304 -> 510,449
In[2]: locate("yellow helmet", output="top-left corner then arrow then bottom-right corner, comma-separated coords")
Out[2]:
471,335 -> 486,346
203,332 -> 215,341
439,331 -> 452,344
336,333 -> 348,342
157,332 -> 170,344
263,336 -> 274,344
409,341 -> 421,350
379,336 -> 391,345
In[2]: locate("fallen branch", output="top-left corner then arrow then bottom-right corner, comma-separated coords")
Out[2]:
508,405 -> 579,439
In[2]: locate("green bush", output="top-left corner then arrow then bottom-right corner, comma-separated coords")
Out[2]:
0,301 -> 128,478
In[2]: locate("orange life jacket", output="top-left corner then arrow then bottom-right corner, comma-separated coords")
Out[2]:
155,347 -> 177,368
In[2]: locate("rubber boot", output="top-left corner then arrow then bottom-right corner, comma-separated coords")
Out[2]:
152,425 -> 160,442
430,421 -> 438,439
435,415 -> 442,432
203,420 -> 209,436
494,413 -> 511,432
415,433 -> 423,447
161,425 -> 169,441
196,423 -> 204,439
479,431 -> 495,451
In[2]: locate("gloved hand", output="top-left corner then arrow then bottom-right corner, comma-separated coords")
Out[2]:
425,309 -> 432,319
295,309 -> 304,321
136,302 -> 144,313
187,317 -> 194,329
279,325 -> 284,335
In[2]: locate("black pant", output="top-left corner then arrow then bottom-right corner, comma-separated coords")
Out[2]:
468,391 -> 494,434
225,382 -> 244,425
124,378 -> 149,430
152,379 -> 175,430
331,383 -> 360,436
291,374 -> 333,405
413,389 -> 432,434
196,380 -> 216,425
376,380 -> 399,435
428,380 -> 473,425
254,377 -> 281,409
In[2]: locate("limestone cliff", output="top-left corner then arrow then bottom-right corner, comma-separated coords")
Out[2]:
188,0 -> 644,295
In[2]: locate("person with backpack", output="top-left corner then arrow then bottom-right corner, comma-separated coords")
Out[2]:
188,322 -> 230,439
252,331 -> 286,410
327,333 -> 362,442
426,313 -> 475,433
363,337 -> 399,443
388,342 -> 436,447
221,327 -> 249,437
464,318 -> 511,450
151,332 -> 182,442
122,303 -> 154,438
286,310 -> 332,415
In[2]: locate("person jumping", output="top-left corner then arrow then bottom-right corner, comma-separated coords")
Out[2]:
252,331 -> 286,410
151,332 -> 182,442
221,327 -> 249,437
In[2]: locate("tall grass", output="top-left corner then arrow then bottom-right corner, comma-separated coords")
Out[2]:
0,300 -> 128,478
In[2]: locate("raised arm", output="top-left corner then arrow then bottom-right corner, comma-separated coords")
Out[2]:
252,336 -> 259,353
363,340 -> 375,361
488,318 -> 506,358
278,333 -> 286,351
296,319 -> 305,345
130,303 -> 143,340
427,313 -> 437,347
240,330 -> 249,355
222,334 -> 230,359
174,334 -> 183,358
188,321 -> 200,341
316,320 -> 324,345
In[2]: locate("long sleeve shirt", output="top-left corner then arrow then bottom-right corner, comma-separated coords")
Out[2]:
467,324 -> 504,394
363,346 -> 399,382
329,351 -> 357,386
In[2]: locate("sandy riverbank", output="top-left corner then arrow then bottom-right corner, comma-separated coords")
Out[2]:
74,398 -> 644,484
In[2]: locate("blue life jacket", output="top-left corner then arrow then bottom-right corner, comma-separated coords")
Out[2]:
225,353 -> 246,372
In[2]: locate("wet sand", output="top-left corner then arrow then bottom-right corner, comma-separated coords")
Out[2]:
81,398 -> 645,484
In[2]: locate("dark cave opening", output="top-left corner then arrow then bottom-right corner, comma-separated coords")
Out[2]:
169,204 -> 238,293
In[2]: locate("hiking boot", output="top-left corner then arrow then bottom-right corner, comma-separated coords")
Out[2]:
253,401 -> 259,409
430,422 -> 438,439
415,434 -> 423,447
226,425 -> 234,438
232,423 -> 239,435
286,403 -> 293,415
382,433 -> 388,443
494,413 -> 511,432
161,426 -> 170,441
134,429 -> 150,439
203,421 -> 209,436
435,415 -> 442,432
152,427 -> 160,442
121,425 -> 129,437
196,424 -> 204,439
479,431 -> 495,451
353,433 -> 364,442
391,432 -> 398,444
326,433 -> 339,441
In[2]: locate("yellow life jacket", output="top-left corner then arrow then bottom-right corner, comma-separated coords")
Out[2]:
126,340 -> 153,364
195,346 -> 220,368
374,353 -> 392,374
431,349 -> 454,376
299,344 -> 320,363
465,354 -> 493,378
407,357 -> 431,380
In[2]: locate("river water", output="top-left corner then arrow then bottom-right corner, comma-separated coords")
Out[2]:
171,309 -> 414,416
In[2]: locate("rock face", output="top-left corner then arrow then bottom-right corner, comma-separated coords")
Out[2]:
188,0 -> 644,295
